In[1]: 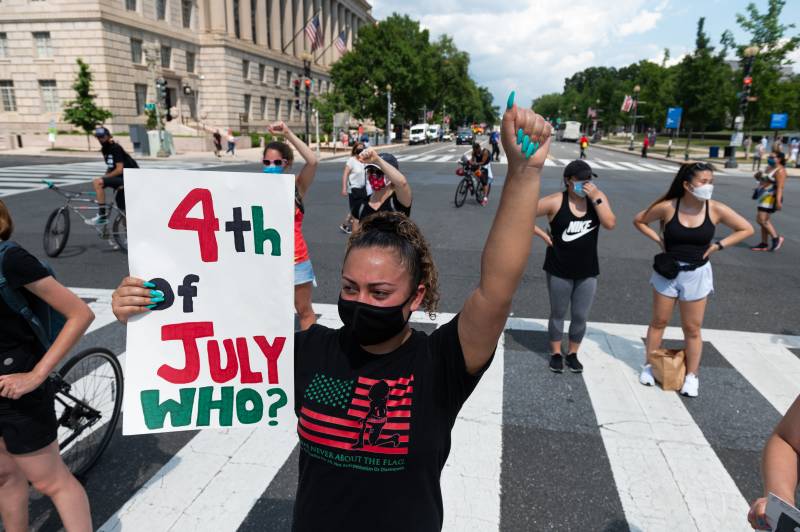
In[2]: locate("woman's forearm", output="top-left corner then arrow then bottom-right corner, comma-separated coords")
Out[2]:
762,432 -> 798,503
284,128 -> 318,166
32,309 -> 94,381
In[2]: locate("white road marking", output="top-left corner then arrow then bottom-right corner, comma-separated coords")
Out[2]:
593,160 -> 627,170
416,154 -> 439,162
616,162 -> 652,172
436,155 -> 454,162
637,162 -> 675,172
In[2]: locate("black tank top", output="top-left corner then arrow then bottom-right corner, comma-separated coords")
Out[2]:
543,191 -> 600,279
663,197 -> 715,264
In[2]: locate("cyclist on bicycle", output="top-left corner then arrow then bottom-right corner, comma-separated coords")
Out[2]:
0,200 -> 95,531
469,142 -> 493,206
89,127 -> 138,225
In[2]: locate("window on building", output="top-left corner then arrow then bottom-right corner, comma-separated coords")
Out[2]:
242,59 -> 250,80
156,0 -> 167,20
250,0 -> 257,42
39,80 -> 59,113
134,83 -> 147,115
258,63 -> 265,82
181,0 -> 192,28
0,33 -> 8,58
125,0 -> 137,10
287,99 -> 292,122
0,80 -> 17,112
286,70 -> 292,88
33,32 -> 52,58
274,97 -> 280,120
130,38 -> 143,63
233,0 -> 240,39
260,96 -> 267,120
243,94 -> 251,119
161,45 -> 171,68
186,51 -> 195,73
273,68 -> 279,86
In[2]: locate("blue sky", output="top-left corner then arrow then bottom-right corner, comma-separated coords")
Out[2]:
370,0 -> 800,109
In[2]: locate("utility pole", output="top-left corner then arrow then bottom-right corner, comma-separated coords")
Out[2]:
386,84 -> 392,144
302,53 -> 312,145
726,46 -> 759,169
628,85 -> 640,151
143,40 -> 168,157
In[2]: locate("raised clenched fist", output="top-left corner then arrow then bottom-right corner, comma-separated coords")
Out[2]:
501,91 -> 552,170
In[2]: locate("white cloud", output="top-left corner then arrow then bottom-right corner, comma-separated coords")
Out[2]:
369,0 -> 672,107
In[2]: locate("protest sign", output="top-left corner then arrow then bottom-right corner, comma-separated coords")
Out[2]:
122,169 -> 294,435
766,492 -> 800,531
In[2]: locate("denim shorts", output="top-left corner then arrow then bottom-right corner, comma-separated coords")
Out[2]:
650,261 -> 713,301
295,259 -> 316,287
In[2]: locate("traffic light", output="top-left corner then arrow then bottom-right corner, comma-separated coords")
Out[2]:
304,78 -> 311,90
294,99 -> 301,111
743,76 -> 753,86
155,77 -> 167,104
293,79 -> 300,98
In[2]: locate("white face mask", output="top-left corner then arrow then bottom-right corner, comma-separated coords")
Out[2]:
690,183 -> 714,201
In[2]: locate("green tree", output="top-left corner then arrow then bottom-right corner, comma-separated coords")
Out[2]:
729,0 -> 800,130
531,93 -> 563,121
62,58 -> 113,149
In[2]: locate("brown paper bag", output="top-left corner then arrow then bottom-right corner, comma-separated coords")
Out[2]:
647,348 -> 686,391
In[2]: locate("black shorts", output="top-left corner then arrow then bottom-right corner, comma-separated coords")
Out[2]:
757,206 -> 776,214
0,383 -> 57,455
102,175 -> 124,189
348,187 -> 368,212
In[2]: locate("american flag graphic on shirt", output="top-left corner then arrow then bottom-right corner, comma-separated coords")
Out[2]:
298,373 -> 414,456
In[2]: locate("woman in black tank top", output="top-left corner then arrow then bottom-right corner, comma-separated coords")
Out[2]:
634,163 -> 753,397
533,160 -> 616,373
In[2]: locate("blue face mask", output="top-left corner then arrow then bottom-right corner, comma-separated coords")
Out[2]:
767,157 -> 776,167
263,166 -> 283,174
572,181 -> 587,198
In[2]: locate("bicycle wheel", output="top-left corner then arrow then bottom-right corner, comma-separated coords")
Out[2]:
43,207 -> 70,257
454,178 -> 468,207
55,347 -> 123,477
112,212 -> 127,252
475,180 -> 486,204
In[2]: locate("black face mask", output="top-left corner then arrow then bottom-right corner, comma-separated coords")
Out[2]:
338,291 -> 416,346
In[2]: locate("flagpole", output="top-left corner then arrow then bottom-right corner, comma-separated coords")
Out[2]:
313,38 -> 337,63
281,10 -> 321,54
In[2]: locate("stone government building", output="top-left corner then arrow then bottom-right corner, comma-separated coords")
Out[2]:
0,0 -> 372,140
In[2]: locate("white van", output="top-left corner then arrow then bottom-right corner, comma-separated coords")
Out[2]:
561,121 -> 582,142
409,123 -> 429,145
427,124 -> 442,142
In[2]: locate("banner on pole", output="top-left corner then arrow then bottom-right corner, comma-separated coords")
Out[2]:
770,113 -> 788,130
122,170 -> 295,435
665,107 -> 683,130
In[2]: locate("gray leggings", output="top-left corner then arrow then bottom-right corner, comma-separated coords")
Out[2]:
546,273 -> 598,345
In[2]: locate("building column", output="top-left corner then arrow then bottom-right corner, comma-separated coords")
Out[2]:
321,0 -> 330,65
255,0 -> 267,45
240,0 -> 253,40
225,0 -> 236,36
293,0 -> 303,56
269,0 -> 281,50
346,9 -> 353,50
330,1 -> 338,63
281,0 -> 293,53
209,0 -> 227,33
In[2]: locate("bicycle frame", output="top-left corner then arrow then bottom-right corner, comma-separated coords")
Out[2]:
51,374 -> 104,450
44,180 -> 125,239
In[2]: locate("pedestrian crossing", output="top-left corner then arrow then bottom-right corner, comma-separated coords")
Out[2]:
323,152 -> 682,173
31,290 -> 798,532
0,160 -> 231,198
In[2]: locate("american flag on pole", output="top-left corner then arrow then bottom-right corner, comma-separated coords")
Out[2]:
305,15 -> 323,50
621,95 -> 633,113
334,30 -> 348,54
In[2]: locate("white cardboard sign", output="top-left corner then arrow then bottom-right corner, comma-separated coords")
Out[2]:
122,169 -> 295,435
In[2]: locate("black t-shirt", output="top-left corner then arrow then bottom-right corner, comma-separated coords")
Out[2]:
101,141 -> 139,174
351,192 -> 411,221
0,245 -> 50,367
292,315 -> 489,532
543,191 -> 600,279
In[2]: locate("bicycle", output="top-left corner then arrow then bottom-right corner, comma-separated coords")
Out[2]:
42,180 -> 127,257
53,347 -> 124,477
453,159 -> 486,208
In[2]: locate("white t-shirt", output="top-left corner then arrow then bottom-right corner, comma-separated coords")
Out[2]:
345,157 -> 367,191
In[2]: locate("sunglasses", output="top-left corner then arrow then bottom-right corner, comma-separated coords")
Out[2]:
691,162 -> 714,171
262,159 -> 287,167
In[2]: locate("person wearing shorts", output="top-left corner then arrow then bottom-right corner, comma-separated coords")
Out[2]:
339,142 -> 368,234
634,162 -> 753,397
533,160 -> 616,373
751,151 -> 786,252
90,127 -> 139,225
0,200 -> 95,531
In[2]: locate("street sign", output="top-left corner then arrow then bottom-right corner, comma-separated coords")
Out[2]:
730,132 -> 743,147
770,113 -> 788,129
665,107 -> 682,129
145,103 -> 156,111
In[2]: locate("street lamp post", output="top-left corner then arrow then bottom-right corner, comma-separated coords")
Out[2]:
725,46 -> 759,169
143,40 -> 168,157
301,52 -> 312,145
628,85 -> 640,151
386,84 -> 392,144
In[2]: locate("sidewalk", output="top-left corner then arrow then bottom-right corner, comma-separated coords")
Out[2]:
593,141 -> 800,177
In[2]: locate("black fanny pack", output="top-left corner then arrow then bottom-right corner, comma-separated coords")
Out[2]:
653,253 -> 704,280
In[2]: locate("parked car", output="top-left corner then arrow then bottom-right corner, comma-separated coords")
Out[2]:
409,123 -> 430,145
442,130 -> 453,142
427,124 -> 443,142
456,127 -> 474,145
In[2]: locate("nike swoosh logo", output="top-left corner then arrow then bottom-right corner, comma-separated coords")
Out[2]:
561,225 -> 597,242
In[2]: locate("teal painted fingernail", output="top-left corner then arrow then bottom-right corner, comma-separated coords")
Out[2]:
143,281 -> 156,288
146,304 -> 157,310
526,143 -> 536,159
517,129 -> 524,145
522,135 -> 530,151
150,297 -> 164,303
149,290 -> 164,297
506,91 -> 515,110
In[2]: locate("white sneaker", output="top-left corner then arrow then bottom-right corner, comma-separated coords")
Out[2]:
86,214 -> 108,226
639,365 -> 655,386
680,373 -> 699,397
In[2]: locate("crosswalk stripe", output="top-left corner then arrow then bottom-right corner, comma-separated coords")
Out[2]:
616,162 -> 651,171
395,154 -> 420,161
637,162 -> 674,172
435,155 -> 453,163
557,158 -> 574,166
594,159 -> 627,170
544,158 -> 556,166
415,154 -> 439,162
